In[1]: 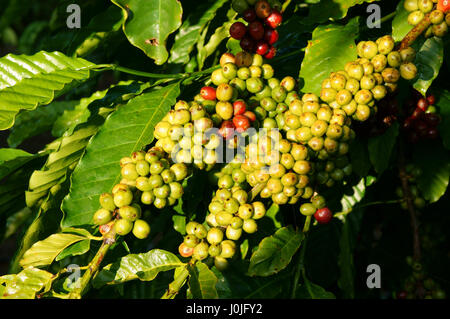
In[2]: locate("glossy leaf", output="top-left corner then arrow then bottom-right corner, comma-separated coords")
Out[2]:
62,83 -> 180,228
19,233 -> 88,268
413,141 -> 450,203
112,0 -> 183,65
188,262 -> 218,299
341,178 -> 366,211
169,0 -> 228,64
25,125 -> 99,208
7,100 -> 78,148
0,148 -> 34,180
299,17 -> 359,96
367,122 -> 399,174
248,226 -> 304,277
412,37 -> 444,96
296,278 -> 336,299
392,0 -> 413,42
95,249 -> 184,286
55,239 -> 91,262
304,0 -> 374,24
0,51 -> 98,130
0,267 -> 53,299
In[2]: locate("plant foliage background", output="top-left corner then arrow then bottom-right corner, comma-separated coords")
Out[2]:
0,0 -> 449,299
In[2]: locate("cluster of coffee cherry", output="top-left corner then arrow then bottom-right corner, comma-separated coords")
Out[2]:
403,90 -> 441,143
405,0 -> 450,38
230,0 -> 283,59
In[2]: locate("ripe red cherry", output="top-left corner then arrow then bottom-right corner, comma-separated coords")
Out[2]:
255,0 -> 272,19
417,98 -> 429,111
265,10 -> 283,29
233,115 -> 251,132
264,45 -> 277,59
219,120 -> 235,139
243,111 -> 256,122
240,36 -> 256,52
426,94 -> 436,105
255,40 -> 269,55
243,8 -> 257,22
264,28 -> 279,45
233,100 -> 247,116
414,120 -> 428,137
230,22 -> 247,40
200,86 -> 216,100
248,21 -> 265,40
314,207 -> 333,224
437,0 -> 450,13
178,243 -> 194,258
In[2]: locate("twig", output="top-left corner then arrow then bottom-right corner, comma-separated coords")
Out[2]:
68,228 -> 117,299
398,12 -> 432,50
161,261 -> 194,299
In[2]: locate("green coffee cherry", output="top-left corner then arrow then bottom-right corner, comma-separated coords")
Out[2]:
93,208 -> 113,225
115,219 -> 134,236
132,219 -> 151,239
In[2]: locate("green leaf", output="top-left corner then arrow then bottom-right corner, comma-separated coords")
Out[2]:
188,262 -> 218,299
25,125 -> 99,208
0,148 -> 34,180
367,122 -> 399,174
62,83 -> 180,228
55,239 -> 91,262
296,279 -> 336,299
265,203 -> 282,229
304,0 -> 376,24
248,226 -> 304,277
341,178 -> 367,211
169,0 -> 228,64
437,90 -> 450,150
299,17 -> 359,96
240,239 -> 249,260
0,51 -> 98,130
0,267 -> 53,299
7,100 -> 78,147
413,141 -> 450,203
69,5 -> 124,57
112,0 -> 183,65
95,249 -> 184,286
197,17 -> 237,70
213,262 -> 291,298
412,37 -> 444,96
19,233 -> 88,268
17,21 -> 48,55
392,0 -> 414,42
0,0 -> 32,35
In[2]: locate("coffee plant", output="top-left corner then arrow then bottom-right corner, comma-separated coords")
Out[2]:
0,0 -> 449,300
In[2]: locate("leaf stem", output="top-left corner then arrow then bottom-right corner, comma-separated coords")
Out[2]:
398,11 -> 432,50
67,228 -> 116,299
291,233 -> 308,298
161,260 -> 194,299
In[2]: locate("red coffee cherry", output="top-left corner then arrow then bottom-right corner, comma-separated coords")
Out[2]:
240,36 -> 256,52
233,115 -> 251,132
437,0 -> 450,13
417,97 -> 429,111
264,28 -> 279,45
243,111 -> 257,122
265,10 -> 283,29
264,45 -> 277,59
255,0 -> 272,19
219,120 -> 235,139
200,86 -> 216,100
179,243 -> 194,258
411,107 -> 424,120
243,8 -> 257,22
314,207 -> 333,224
255,40 -> 269,55
426,94 -> 436,105
248,21 -> 265,40
233,100 -> 247,116
230,22 -> 247,40
424,113 -> 441,127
